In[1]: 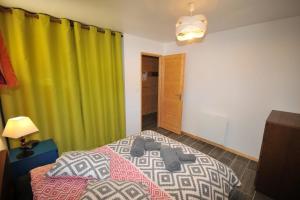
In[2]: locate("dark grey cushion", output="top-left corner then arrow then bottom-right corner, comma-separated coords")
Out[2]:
130,136 -> 155,157
145,141 -> 161,150
174,147 -> 196,162
160,146 -> 181,172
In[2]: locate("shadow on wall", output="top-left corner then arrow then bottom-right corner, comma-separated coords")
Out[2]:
0,136 -> 7,150
0,114 -> 7,150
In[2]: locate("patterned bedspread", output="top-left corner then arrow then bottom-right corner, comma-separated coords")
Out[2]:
31,130 -> 240,200
31,146 -> 170,200
108,130 -> 240,200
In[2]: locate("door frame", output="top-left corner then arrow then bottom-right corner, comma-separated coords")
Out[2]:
140,52 -> 162,131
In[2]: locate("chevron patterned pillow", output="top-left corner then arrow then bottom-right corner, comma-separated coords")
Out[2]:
80,180 -> 150,200
46,151 -> 110,180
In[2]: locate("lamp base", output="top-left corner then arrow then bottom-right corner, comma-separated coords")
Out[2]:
16,149 -> 34,159
16,136 -> 34,159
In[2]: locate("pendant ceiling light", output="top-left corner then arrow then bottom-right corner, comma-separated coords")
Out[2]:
176,3 -> 207,41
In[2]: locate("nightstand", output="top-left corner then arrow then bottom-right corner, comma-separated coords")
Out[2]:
9,139 -> 58,181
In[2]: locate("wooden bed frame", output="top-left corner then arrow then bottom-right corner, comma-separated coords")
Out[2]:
0,150 -> 14,200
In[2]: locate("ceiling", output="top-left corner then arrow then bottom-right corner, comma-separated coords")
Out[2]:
1,0 -> 300,42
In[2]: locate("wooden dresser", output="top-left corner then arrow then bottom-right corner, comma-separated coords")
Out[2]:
255,110 -> 300,199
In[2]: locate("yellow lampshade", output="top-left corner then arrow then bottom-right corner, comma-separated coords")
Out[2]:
2,116 -> 39,139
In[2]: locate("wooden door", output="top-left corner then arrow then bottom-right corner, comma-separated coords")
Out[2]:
158,53 -> 185,134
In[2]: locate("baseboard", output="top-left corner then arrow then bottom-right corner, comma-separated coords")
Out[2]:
181,131 -> 258,162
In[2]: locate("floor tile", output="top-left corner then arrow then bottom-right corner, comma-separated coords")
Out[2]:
191,140 -> 207,151
219,157 -> 232,166
223,151 -> 237,160
253,191 -> 274,200
230,189 -> 252,200
199,143 -> 215,154
155,128 -> 171,136
208,147 -> 225,159
179,135 -> 197,146
167,132 -> 183,140
248,160 -> 258,171
240,168 -> 256,196
218,151 -> 237,166
230,156 -> 250,178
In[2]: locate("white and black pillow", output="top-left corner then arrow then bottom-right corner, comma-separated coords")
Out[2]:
80,180 -> 150,200
46,151 -> 110,180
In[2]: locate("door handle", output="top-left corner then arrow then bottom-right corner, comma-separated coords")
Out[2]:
175,94 -> 182,100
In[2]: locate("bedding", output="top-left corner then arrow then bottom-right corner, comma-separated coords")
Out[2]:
31,146 -> 171,200
46,151 -> 110,180
109,130 -> 241,199
31,130 -> 240,200
80,179 -> 150,200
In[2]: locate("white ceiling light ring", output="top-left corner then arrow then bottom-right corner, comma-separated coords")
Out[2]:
176,3 -> 208,41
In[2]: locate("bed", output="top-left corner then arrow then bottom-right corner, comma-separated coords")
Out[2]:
1,130 -> 241,200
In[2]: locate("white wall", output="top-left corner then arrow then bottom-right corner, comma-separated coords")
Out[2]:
164,16 -> 300,158
123,34 -> 164,135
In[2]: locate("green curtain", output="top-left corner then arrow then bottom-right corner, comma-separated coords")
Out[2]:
0,9 -> 125,153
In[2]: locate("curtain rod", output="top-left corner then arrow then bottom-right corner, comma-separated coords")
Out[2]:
0,5 -> 123,37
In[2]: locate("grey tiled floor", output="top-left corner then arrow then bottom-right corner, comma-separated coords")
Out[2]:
142,114 -> 273,200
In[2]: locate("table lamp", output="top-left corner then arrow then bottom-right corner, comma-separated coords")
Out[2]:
2,116 -> 39,159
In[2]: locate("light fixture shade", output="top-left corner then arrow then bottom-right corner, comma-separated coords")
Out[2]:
2,116 -> 39,139
176,14 -> 207,41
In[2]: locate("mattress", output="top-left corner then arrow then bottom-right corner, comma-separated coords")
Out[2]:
31,130 -> 240,200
